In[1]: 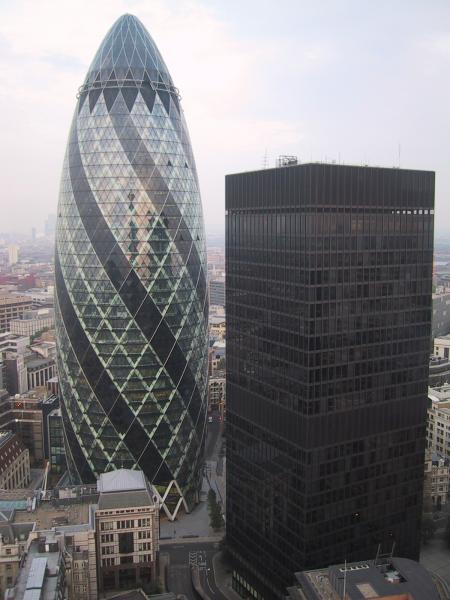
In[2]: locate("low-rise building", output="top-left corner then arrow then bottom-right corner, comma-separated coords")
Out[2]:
208,376 -> 226,419
287,557 -> 446,600
423,451 -> 450,511
0,332 -> 29,356
26,356 -> 56,391
433,289 -> 450,339
0,511 -> 35,598
0,389 -> 47,465
209,316 -> 226,340
0,296 -> 33,334
4,469 -> 160,599
95,469 -> 159,594
10,308 -> 54,338
429,355 -> 450,387
427,385 -> 450,462
0,431 -> 30,490
433,334 -> 450,359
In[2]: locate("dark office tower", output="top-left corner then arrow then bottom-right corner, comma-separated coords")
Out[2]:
55,14 -> 208,517
226,163 -> 434,599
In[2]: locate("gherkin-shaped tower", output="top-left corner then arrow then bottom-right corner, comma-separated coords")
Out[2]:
55,14 -> 208,516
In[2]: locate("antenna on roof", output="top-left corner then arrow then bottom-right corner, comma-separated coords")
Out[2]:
262,149 -> 269,169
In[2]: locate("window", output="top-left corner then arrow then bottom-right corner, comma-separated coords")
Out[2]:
117,519 -> 133,529
101,522 -> 113,531
138,530 -> 151,539
119,532 -> 134,554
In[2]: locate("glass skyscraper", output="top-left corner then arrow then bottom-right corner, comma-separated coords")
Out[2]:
226,163 -> 434,598
55,14 -> 208,517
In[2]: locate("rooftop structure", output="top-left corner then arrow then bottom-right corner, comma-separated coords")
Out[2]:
10,538 -> 65,600
429,355 -> 450,387
287,557 -> 447,600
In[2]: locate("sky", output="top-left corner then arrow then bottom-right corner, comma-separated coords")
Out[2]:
0,0 -> 449,235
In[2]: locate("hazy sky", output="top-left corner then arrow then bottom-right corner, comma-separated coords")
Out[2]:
0,0 -> 449,234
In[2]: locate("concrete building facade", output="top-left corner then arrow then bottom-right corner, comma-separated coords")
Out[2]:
423,450 -> 450,511
0,296 -> 33,334
0,431 -> 30,490
10,308 -> 54,337
95,470 -> 159,594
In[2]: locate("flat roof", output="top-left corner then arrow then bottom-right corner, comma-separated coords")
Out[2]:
26,557 -> 47,590
97,468 -> 146,493
14,501 -> 91,528
98,489 -> 154,510
296,557 -> 441,600
226,161 -> 436,178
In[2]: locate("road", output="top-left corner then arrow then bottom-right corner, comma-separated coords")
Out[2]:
165,541 -> 227,600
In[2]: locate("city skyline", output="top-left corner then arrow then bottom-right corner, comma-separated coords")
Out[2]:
1,0 -> 450,234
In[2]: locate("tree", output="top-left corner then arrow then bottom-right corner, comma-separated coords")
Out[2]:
208,488 -> 224,531
217,357 -> 226,371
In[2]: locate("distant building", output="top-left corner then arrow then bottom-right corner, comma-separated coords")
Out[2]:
208,376 -> 226,418
209,277 -> 225,307
3,353 -> 27,395
7,246 -> 18,267
95,469 -> 159,594
209,315 -> 226,340
44,214 -> 56,237
429,355 -> 450,387
433,290 -> 450,339
20,288 -> 54,308
209,340 -> 226,375
427,386 -> 450,463
423,450 -> 450,511
0,296 -> 33,334
0,431 -> 30,489
286,557 -> 445,600
10,308 -> 54,337
0,332 -> 30,356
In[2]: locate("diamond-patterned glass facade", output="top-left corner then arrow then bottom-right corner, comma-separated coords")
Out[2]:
55,14 -> 208,512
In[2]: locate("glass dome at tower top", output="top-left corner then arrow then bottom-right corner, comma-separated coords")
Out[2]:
82,14 -> 175,92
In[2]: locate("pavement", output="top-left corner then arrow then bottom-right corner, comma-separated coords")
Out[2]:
161,413 -> 232,599
160,411 -> 226,541
164,541 -> 229,600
